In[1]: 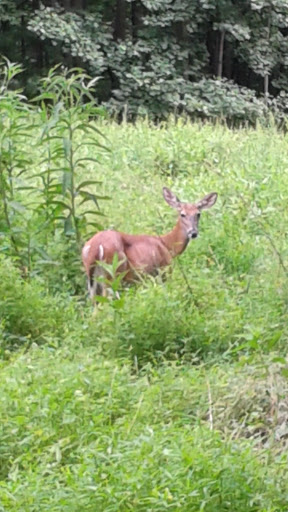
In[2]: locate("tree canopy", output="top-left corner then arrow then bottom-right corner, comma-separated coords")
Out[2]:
1,0 -> 288,122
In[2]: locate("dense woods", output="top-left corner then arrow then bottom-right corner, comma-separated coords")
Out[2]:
2,0 -> 288,122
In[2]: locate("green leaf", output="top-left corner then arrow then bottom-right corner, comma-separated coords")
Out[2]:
74,157 -> 100,166
86,220 -> 104,229
78,122 -> 108,140
281,368 -> 288,379
83,210 -> 105,216
64,215 -> 74,235
62,171 -> 72,194
50,200 -> 71,211
63,137 -> 72,159
78,190 -> 99,207
76,180 -> 101,192
267,330 -> 282,349
94,294 -> 109,304
16,186 -> 37,191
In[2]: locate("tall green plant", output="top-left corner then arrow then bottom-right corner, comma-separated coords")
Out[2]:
0,61 -> 109,291
34,66 -> 109,247
0,59 -> 34,269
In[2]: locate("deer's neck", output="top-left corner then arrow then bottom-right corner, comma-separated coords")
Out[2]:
160,219 -> 189,257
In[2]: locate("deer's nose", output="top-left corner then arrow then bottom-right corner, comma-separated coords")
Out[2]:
191,232 -> 198,239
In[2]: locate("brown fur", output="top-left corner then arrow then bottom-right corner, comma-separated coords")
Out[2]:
82,187 -> 217,298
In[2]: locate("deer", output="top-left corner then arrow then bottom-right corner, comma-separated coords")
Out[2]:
82,187 -> 218,299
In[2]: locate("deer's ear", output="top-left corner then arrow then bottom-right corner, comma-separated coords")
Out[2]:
196,192 -> 218,211
163,187 -> 181,210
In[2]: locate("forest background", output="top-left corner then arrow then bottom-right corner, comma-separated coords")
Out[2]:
2,0 -> 288,123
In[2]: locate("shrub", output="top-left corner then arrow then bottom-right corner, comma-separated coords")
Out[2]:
0,257 -> 77,354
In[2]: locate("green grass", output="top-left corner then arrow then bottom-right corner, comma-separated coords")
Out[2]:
1,119 -> 288,510
0,347 -> 288,511
76,119 -> 288,361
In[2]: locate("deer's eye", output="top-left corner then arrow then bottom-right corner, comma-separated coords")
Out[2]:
180,212 -> 186,217
197,213 -> 201,219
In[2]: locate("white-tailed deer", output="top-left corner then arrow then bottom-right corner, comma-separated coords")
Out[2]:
82,187 -> 217,299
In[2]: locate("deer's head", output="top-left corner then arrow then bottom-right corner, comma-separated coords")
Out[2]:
163,187 -> 217,240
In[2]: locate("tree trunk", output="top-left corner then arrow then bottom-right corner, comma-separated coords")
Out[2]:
175,21 -> 189,80
206,26 -> 218,76
264,74 -> 269,99
21,15 -> 26,63
72,0 -> 86,9
62,0 -> 72,9
264,9 -> 272,101
131,0 -> 139,42
217,30 -> 225,78
224,40 -> 233,79
114,0 -> 126,41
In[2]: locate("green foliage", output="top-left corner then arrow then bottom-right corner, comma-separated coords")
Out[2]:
0,257 -> 77,355
0,60 -> 108,290
14,0 -> 288,122
1,113 -> 288,509
73,119 -> 288,363
0,59 -> 34,267
184,78 -> 268,124
1,78 -> 288,361
0,348 -> 287,510
34,65 -> 109,245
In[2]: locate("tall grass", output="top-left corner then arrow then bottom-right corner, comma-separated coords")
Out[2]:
1,62 -> 288,509
77,119 -> 288,361
0,347 -> 288,511
1,113 -> 288,360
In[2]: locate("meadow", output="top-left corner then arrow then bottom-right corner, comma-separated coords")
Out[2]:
1,70 -> 288,509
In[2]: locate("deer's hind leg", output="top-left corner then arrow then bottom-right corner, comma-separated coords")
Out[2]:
88,265 -> 107,302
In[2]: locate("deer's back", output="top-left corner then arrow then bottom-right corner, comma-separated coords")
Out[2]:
83,229 -> 171,275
